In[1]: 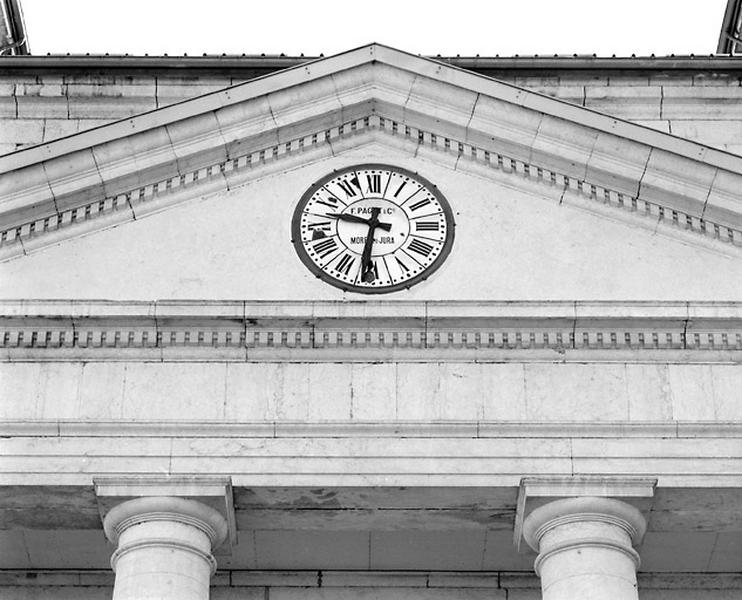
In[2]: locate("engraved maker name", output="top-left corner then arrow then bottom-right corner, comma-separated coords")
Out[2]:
349,206 -> 396,215
349,235 -> 397,244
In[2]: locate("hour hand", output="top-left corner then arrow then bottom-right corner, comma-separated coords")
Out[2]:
327,212 -> 392,232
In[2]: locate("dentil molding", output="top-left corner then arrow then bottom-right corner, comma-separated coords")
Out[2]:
1,114 -> 741,261
1,300 -> 741,361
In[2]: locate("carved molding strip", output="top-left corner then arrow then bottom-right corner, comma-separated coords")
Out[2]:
1,114 -> 741,258
2,301 -> 741,360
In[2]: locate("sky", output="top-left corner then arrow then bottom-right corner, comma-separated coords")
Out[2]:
22,0 -> 728,57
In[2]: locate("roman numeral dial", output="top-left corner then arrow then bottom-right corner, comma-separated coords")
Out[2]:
292,164 -> 455,294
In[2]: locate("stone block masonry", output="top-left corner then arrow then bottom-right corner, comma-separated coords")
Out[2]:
2,361 -> 741,424
0,570 -> 739,600
2,67 -> 742,154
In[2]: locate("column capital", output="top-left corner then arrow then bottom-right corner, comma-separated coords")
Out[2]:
521,496 -> 649,600
94,475 -> 236,552
515,478 -> 656,600
94,477 -> 235,600
522,496 -> 646,575
513,476 -> 656,552
102,496 -> 229,551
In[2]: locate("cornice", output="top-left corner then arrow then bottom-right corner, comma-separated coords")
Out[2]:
1,300 -> 740,362
1,114 -> 740,262
4,44 -> 742,172
1,44 -> 742,261
4,54 -> 742,72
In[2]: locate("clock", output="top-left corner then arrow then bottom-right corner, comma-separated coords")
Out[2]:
292,164 -> 455,293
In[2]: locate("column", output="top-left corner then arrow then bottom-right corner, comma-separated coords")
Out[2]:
522,496 -> 646,600
103,496 -> 228,600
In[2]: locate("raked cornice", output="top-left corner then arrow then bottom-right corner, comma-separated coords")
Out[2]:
1,300 -> 741,362
1,44 -> 742,260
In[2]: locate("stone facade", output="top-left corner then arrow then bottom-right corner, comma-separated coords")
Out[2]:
3,57 -> 742,156
1,44 -> 741,600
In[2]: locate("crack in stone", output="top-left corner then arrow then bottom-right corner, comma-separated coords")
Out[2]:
162,123 -> 183,179
39,162 -> 60,215
700,168 -> 719,220
636,147 -> 653,200
403,75 -> 418,109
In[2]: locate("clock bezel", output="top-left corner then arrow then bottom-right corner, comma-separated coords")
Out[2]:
291,164 -> 455,294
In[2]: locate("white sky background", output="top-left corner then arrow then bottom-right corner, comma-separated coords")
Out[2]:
23,0 -> 727,57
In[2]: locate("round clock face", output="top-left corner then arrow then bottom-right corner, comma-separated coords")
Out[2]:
292,164 -> 455,293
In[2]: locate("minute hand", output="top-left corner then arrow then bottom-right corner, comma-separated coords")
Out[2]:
361,207 -> 382,283
328,212 -> 392,232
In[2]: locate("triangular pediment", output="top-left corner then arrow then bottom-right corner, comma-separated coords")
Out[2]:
2,140 -> 742,302
1,43 -> 741,267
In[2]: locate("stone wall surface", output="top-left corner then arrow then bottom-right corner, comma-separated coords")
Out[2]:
2,71 -> 742,155
1,361 -> 740,423
0,572 -> 739,600
2,359 -> 740,490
